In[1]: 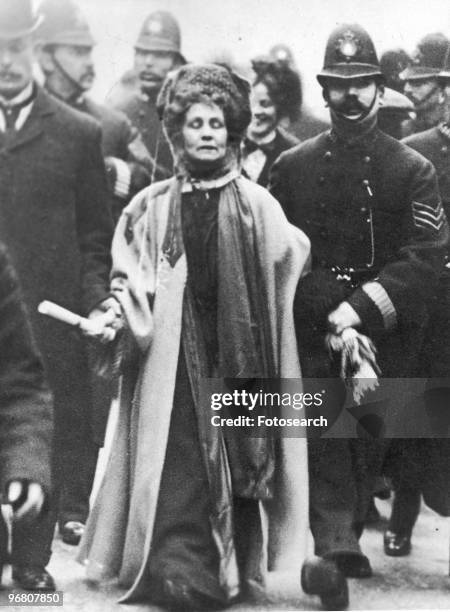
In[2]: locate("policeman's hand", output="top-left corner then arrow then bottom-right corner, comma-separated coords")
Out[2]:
327,301 -> 361,335
7,481 -> 44,521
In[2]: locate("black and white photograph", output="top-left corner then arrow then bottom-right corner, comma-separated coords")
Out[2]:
0,0 -> 449,610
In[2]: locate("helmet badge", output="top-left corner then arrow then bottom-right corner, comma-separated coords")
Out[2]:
336,30 -> 361,62
147,20 -> 163,35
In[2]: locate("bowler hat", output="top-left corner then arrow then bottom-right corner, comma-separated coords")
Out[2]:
0,0 -> 42,40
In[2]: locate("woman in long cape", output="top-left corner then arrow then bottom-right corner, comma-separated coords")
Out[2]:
78,63 -> 311,610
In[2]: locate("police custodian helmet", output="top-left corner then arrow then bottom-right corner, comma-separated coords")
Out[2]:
38,0 -> 95,47
317,23 -> 383,85
400,33 -> 450,81
134,10 -> 186,64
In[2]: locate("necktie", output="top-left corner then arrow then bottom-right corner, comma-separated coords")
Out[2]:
0,85 -> 37,132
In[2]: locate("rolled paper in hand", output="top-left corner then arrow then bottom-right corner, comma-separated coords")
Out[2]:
38,300 -> 118,342
38,301 -> 83,326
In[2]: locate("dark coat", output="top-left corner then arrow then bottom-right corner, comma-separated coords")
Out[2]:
403,125 -> 450,225
0,243 -> 52,495
243,127 -> 298,188
270,128 -> 447,377
402,125 -> 450,376
111,91 -> 174,182
399,125 -> 450,517
71,96 -> 151,222
0,86 -> 113,429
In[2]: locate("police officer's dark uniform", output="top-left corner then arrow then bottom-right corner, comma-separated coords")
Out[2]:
384,50 -> 450,556
39,0 -> 152,224
107,12 -> 186,181
270,24 -> 447,610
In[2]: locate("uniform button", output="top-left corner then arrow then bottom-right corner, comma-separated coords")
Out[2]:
324,151 -> 332,160
318,176 -> 325,184
362,179 -> 370,186
360,206 -> 367,213
442,145 -> 448,154
363,156 -> 371,163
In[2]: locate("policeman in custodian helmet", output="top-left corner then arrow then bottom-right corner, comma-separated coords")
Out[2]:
107,10 -> 186,182
401,32 -> 450,132
270,23 -> 447,610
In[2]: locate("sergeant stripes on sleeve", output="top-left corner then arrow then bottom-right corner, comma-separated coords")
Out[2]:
412,200 -> 445,231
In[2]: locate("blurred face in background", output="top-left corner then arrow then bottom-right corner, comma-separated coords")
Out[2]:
248,81 -> 278,140
52,45 -> 96,92
182,102 -> 228,166
403,78 -> 440,110
134,49 -> 176,95
0,36 -> 34,99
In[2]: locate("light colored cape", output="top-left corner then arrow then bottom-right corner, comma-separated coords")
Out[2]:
78,175 -> 311,602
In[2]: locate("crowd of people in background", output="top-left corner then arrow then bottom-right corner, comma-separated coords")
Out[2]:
0,0 -> 449,610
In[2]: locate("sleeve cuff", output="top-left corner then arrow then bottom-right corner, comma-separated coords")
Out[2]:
346,286 -> 385,336
111,158 -> 131,199
362,282 -> 397,330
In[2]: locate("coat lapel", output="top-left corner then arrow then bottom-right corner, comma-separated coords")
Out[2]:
5,87 -> 55,152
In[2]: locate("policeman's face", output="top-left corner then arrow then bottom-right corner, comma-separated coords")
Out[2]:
52,45 -> 95,92
0,36 -> 34,99
403,78 -> 439,108
248,82 -> 278,139
325,77 -> 379,121
134,49 -> 176,94
182,102 -> 228,165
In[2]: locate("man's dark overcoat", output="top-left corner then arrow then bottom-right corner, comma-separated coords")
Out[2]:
0,242 -> 53,562
0,87 -> 112,419
0,88 -> 112,558
0,242 -> 52,493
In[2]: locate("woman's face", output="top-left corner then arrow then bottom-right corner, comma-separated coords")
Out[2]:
248,82 -> 278,139
182,102 -> 228,165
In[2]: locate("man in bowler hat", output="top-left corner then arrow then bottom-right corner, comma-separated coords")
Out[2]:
0,0 -> 113,590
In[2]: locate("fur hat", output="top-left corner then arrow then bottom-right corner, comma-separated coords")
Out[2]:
157,63 -> 251,146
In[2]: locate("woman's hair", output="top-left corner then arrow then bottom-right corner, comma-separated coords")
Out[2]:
157,63 -> 251,148
251,57 -> 302,122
